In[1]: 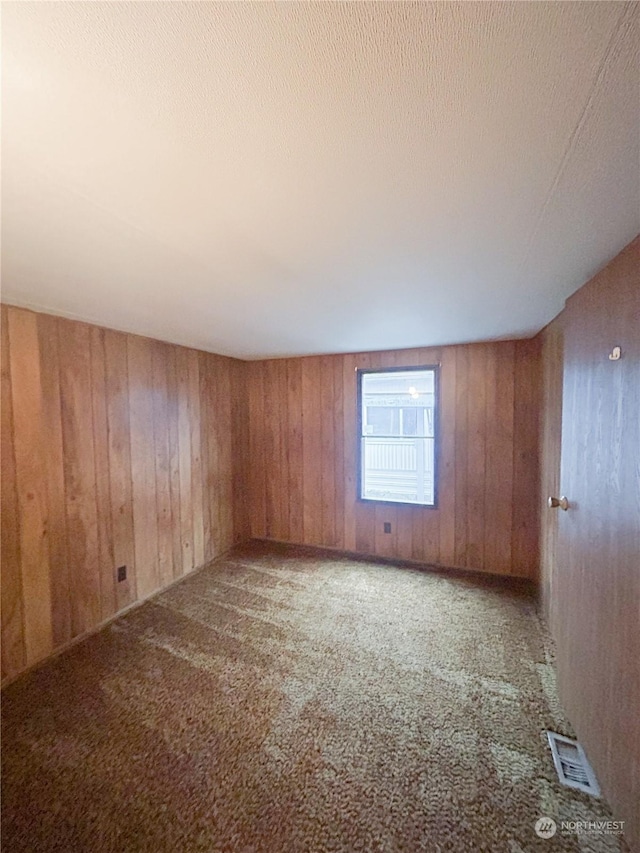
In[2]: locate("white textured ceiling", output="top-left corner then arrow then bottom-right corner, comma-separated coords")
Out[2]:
2,2 -> 639,359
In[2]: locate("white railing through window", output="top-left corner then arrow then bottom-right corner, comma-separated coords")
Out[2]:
362,437 -> 434,504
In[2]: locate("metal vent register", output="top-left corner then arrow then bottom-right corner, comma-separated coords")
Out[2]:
546,731 -> 600,796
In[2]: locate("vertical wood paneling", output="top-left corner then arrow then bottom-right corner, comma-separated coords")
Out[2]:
188,351 -> 205,568
277,359 -> 289,544
218,357 -> 234,553
89,326 -> 116,621
248,361 -> 266,539
176,348 -> 194,574
7,307 -> 53,664
199,352 -> 213,561
438,346 -> 456,567
59,319 -> 102,637
492,343 -> 516,575
248,338 -> 540,578
512,337 -> 541,577
104,329 -> 136,609
206,352 -> 222,556
466,344 -> 487,569
263,360 -> 281,540
342,353 -> 358,552
482,344 -> 500,573
152,343 -> 174,589
287,359 -> 304,543
453,346 -> 470,567
37,314 -> 71,644
420,508 -> 440,566
1,305 -> 248,684
333,356 -> 345,550
128,336 -> 159,599
166,346 -> 183,575
302,357 -> 322,546
320,356 -> 336,547
1,306 -> 25,678
231,359 -> 251,545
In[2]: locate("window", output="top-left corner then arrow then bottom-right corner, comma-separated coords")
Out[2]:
358,366 -> 438,507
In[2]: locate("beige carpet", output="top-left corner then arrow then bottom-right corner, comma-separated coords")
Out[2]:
1,542 -> 625,852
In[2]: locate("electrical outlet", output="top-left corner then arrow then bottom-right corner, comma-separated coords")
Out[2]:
383,522 -> 392,534
117,565 -> 127,583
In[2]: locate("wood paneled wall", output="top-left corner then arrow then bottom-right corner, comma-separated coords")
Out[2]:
0,305 -> 249,682
247,339 -> 541,578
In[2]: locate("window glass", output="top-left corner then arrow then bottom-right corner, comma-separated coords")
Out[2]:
359,367 -> 437,506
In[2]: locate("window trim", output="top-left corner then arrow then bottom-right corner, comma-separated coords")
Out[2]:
356,364 -> 440,509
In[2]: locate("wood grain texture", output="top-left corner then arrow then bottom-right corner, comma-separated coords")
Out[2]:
216,351 -> 235,556
437,346 -> 457,567
453,346 -> 470,568
188,351 -> 205,569
199,351 -> 213,562
342,353 -> 358,553
0,308 -> 25,677
247,339 -> 540,578
104,329 -> 137,609
7,307 -> 54,665
301,357 -> 323,547
152,342 -> 174,589
466,344 -> 487,570
542,235 -> 640,849
37,314 -> 70,645
176,347 -> 194,574
59,319 -> 102,635
512,337 -> 542,578
89,325 -> 117,622
203,349 -> 220,559
287,359 -> 304,544
166,347 -> 184,576
128,335 -> 160,600
231,359 -> 251,545
248,361 -> 266,540
1,305 -> 246,683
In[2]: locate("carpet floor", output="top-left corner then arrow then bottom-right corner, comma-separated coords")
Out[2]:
1,542 -> 625,853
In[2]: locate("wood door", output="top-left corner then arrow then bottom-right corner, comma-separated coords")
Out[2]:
554,238 -> 639,847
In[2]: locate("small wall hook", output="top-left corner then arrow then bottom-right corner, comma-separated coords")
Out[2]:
608,346 -> 621,361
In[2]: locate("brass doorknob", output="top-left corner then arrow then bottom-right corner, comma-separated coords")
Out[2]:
548,496 -> 569,511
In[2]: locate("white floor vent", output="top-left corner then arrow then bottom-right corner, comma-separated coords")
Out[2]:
546,732 -> 600,796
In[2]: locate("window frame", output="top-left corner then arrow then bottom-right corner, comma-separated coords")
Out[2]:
356,364 -> 440,509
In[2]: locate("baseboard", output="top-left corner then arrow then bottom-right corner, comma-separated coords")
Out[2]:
0,543 -> 240,691
242,537 -> 538,593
